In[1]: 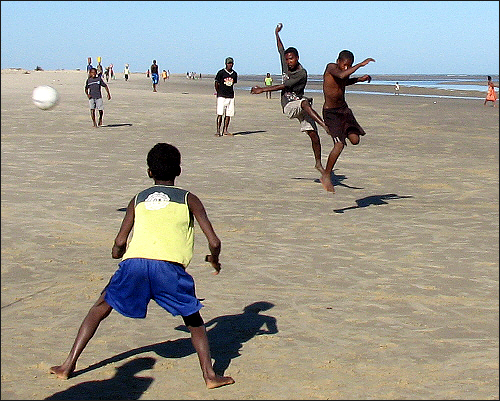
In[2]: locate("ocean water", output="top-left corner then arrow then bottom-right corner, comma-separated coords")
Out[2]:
238,74 -> 499,100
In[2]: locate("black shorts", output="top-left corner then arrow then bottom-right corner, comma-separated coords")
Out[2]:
323,104 -> 366,145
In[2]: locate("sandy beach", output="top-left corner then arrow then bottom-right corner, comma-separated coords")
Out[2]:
1,69 -> 498,400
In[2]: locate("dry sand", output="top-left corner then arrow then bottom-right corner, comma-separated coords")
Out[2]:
1,69 -> 498,400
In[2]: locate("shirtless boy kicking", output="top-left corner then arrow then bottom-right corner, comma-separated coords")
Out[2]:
251,23 -> 330,174
320,50 -> 375,192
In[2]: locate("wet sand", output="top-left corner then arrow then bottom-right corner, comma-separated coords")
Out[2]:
1,69 -> 498,399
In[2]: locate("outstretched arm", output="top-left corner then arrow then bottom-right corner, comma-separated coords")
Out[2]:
188,193 -> 221,274
251,83 -> 285,94
346,74 -> 372,86
330,58 -> 375,80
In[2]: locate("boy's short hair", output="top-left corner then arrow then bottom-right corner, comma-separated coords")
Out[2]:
89,67 -> 97,73
284,47 -> 299,58
338,50 -> 354,63
147,143 -> 181,180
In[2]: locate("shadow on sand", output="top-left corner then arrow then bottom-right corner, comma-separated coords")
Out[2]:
333,193 -> 413,213
70,301 -> 277,379
45,357 -> 155,400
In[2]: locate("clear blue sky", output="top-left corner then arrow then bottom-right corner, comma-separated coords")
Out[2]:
1,1 -> 499,75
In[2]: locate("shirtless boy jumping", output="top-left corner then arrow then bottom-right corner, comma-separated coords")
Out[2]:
321,50 -> 375,193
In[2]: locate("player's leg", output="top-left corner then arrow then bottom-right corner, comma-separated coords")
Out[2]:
300,99 -> 331,135
304,129 -> 324,173
183,312 -> 235,389
321,140 -> 344,193
222,98 -> 234,136
50,292 -> 112,379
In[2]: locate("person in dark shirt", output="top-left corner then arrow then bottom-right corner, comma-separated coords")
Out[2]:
251,23 -> 330,175
84,68 -> 111,127
214,57 -> 238,136
150,60 -> 159,92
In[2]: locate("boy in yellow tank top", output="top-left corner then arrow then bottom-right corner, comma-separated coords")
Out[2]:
50,143 -> 234,389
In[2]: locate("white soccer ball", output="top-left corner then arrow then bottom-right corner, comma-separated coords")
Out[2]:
32,85 -> 59,110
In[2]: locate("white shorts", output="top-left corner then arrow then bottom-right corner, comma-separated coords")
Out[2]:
283,99 -> 317,132
89,98 -> 104,110
216,97 -> 235,117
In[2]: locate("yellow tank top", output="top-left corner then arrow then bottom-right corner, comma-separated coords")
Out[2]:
122,185 -> 194,267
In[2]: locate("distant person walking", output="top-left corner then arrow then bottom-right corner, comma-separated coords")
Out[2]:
124,64 -> 130,81
150,60 -> 159,92
250,23 -> 331,175
484,75 -> 497,106
162,70 -> 167,82
86,57 -> 93,74
214,57 -> 238,136
85,67 -> 111,128
394,82 -> 400,95
264,73 -> 273,99
320,50 -> 375,193
96,61 -> 103,79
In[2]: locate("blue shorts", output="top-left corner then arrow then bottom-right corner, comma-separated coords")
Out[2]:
151,73 -> 159,84
104,258 -> 203,318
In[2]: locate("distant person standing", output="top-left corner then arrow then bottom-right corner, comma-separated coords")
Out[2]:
86,57 -> 93,74
484,76 -> 497,107
85,67 -> 111,128
150,60 -> 159,92
162,70 -> 167,82
96,57 -> 104,79
394,82 -> 400,95
167,69 -> 170,79
124,64 -> 130,81
109,64 -> 115,80
264,73 -> 273,99
214,57 -> 238,137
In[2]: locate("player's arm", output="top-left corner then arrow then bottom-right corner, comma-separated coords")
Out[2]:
112,196 -> 135,259
104,84 -> 111,100
187,192 -> 221,274
275,23 -> 284,52
85,83 -> 91,98
251,83 -> 285,94
346,74 -> 372,86
342,58 -> 375,78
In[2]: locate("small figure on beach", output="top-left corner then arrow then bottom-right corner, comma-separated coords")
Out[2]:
264,72 -> 273,99
150,60 -> 159,92
49,143 -> 235,389
84,67 -> 111,127
162,69 -> 167,81
320,50 -> 375,193
250,23 -> 331,175
86,57 -> 93,74
484,75 -> 497,107
394,82 -> 400,95
123,63 -> 130,81
214,57 -> 238,136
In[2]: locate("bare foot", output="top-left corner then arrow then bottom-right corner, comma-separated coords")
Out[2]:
205,374 -> 235,389
215,132 -> 223,137
222,132 -> 233,136
49,364 -> 74,380
320,173 -> 335,193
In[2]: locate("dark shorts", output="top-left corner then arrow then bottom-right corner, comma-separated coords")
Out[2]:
104,258 -> 203,318
151,73 -> 159,84
323,104 -> 366,145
